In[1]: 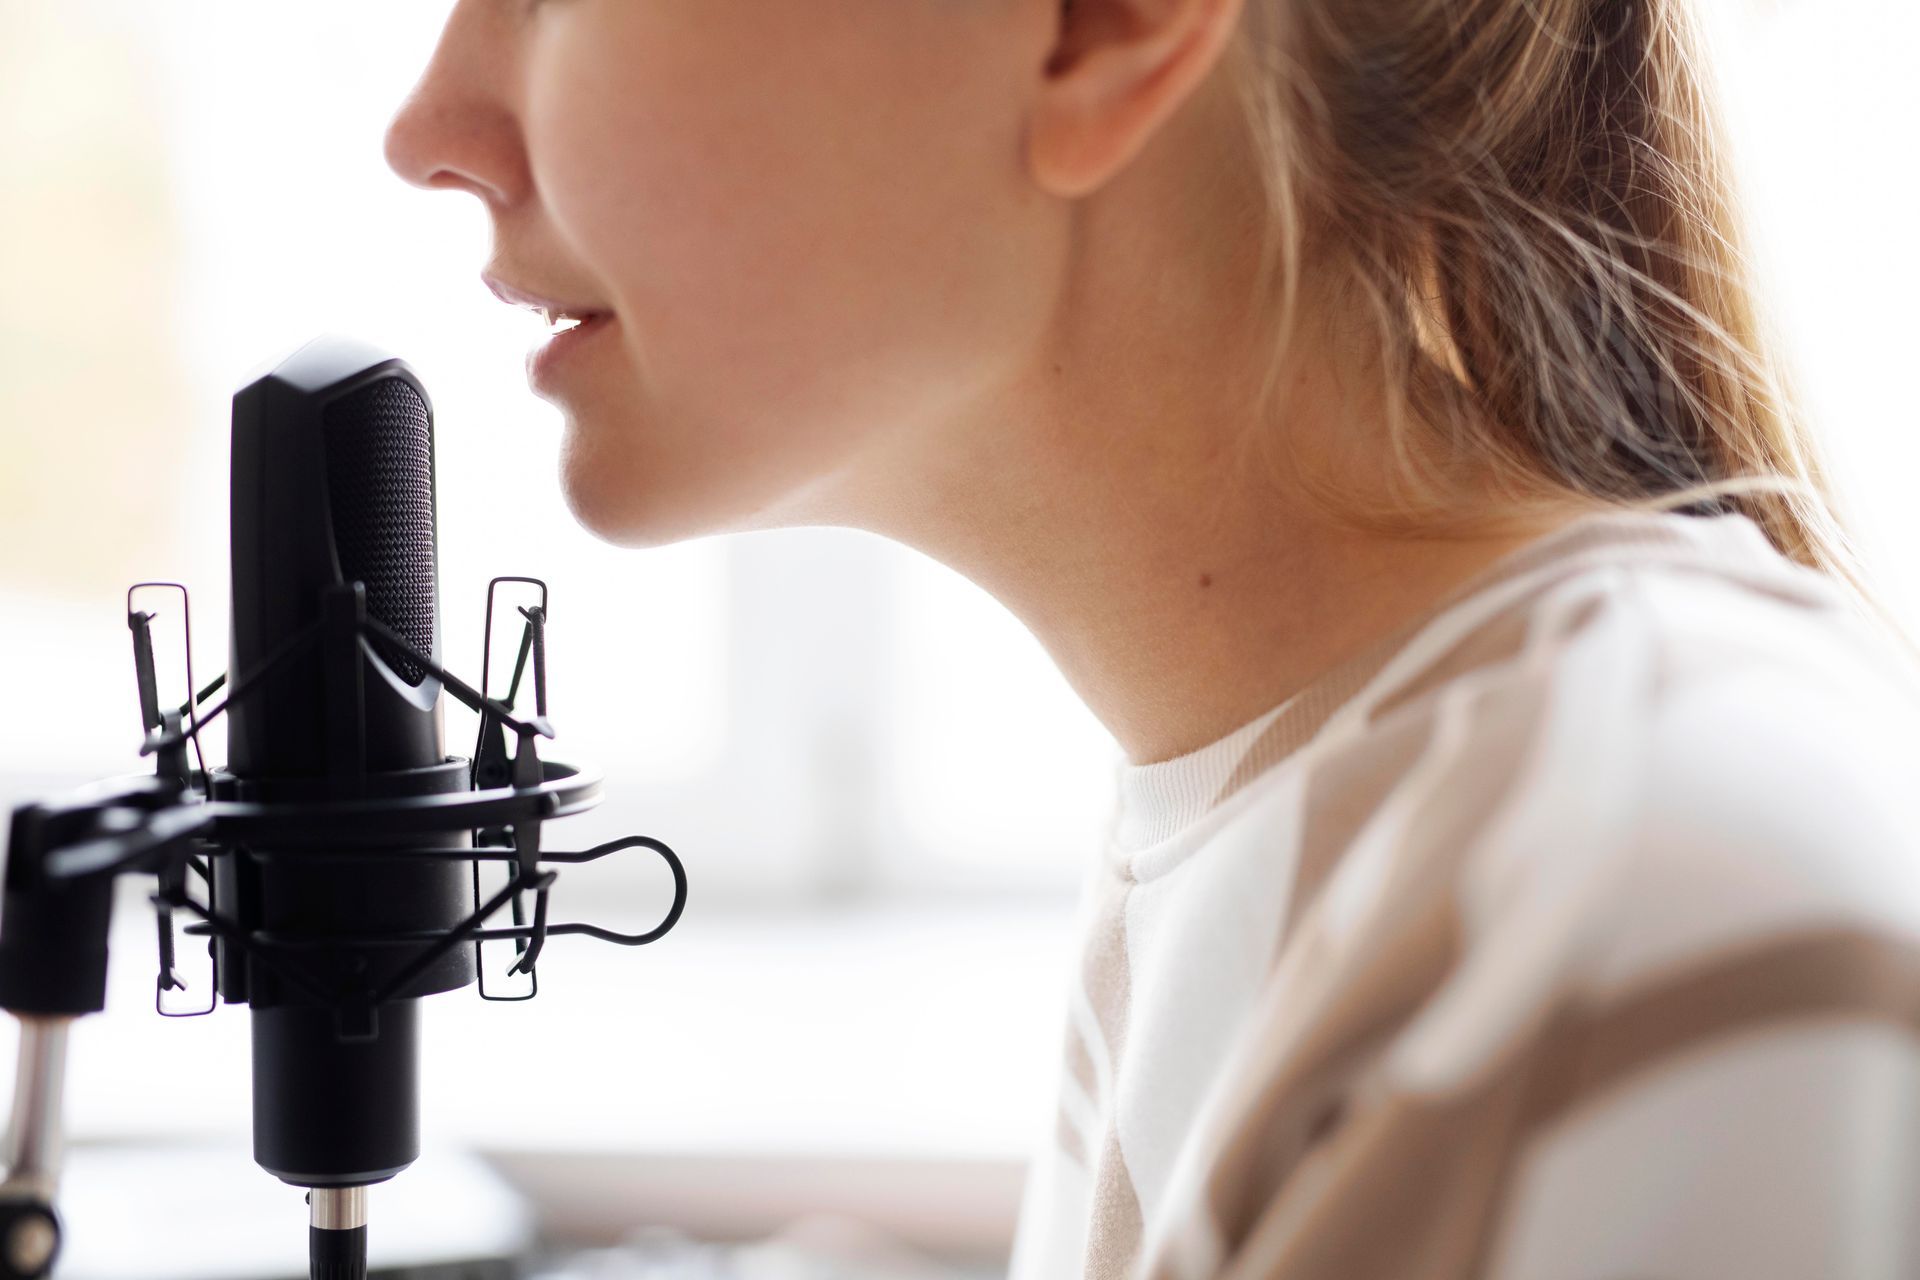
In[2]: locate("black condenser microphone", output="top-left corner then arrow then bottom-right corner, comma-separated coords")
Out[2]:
0,333 -> 685,1280
217,337 -> 471,1251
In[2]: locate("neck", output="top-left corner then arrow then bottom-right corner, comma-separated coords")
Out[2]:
829,82 -> 1607,765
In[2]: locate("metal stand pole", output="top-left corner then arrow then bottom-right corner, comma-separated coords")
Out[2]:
308,1186 -> 369,1280
0,1017 -> 70,1280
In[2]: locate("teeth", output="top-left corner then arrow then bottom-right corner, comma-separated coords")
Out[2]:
543,308 -> 585,335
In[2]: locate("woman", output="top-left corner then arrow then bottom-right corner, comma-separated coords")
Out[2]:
384,1 -> 1920,1276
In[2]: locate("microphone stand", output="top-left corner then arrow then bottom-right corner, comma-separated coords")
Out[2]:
0,579 -> 688,1279
0,1018 -> 66,1278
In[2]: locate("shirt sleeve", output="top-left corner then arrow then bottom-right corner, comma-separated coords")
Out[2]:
1483,979 -> 1920,1280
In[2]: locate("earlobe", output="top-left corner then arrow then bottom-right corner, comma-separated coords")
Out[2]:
1026,0 -> 1243,201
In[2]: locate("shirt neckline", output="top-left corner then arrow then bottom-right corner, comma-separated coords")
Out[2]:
1108,505 -> 1770,858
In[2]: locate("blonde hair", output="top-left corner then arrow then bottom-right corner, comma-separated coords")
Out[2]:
1221,0 -> 1912,649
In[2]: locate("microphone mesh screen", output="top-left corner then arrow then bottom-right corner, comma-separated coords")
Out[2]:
323,377 -> 436,686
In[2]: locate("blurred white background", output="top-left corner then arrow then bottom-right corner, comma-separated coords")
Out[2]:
1,0 -> 1916,1267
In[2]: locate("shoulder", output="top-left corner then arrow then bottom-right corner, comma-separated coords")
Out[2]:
1567,544 -> 1920,980
1462,566 -> 1920,1280
1599,615 -> 1920,990
1395,559 -> 1920,1279
1441,529 -> 1920,921
1373,542 -> 1920,1087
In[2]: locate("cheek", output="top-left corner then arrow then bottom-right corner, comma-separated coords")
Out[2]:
526,5 -> 1043,513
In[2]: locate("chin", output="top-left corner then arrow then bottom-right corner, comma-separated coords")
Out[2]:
554,427 -> 670,549
554,403 -> 851,548
559,426 -> 762,550
559,465 -> 681,550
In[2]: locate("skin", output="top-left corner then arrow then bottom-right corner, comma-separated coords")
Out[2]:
385,0 -> 1609,767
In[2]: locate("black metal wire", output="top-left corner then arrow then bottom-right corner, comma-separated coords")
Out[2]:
167,832 -> 686,1012
139,615 -> 326,758
518,605 -> 548,718
176,673 -> 227,719
157,888 -> 336,1009
126,583 -> 211,796
367,867 -> 556,1005
360,615 -> 551,740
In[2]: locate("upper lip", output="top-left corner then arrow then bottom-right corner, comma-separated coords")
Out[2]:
482,273 -> 610,319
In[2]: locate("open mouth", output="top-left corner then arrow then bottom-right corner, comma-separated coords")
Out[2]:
542,309 -> 612,339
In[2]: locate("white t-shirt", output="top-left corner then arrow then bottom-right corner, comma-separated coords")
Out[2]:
1008,505 -> 1920,1280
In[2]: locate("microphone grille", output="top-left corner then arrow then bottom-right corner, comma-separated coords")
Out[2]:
323,377 -> 436,686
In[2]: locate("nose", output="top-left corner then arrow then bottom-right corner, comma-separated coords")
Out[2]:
382,0 -> 527,206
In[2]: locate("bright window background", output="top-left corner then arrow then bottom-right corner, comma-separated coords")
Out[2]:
0,0 -> 1915,1252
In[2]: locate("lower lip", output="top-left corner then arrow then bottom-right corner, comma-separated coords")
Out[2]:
527,312 -> 616,394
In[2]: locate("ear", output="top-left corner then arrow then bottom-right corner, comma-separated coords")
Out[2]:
1028,0 -> 1245,200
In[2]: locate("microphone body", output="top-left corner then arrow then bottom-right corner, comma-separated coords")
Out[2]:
214,336 -> 474,1191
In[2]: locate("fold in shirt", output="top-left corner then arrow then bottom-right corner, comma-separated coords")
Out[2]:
1008,505 -> 1920,1280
